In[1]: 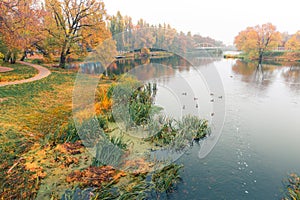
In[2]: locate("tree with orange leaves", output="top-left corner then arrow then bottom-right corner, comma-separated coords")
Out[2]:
234,23 -> 282,65
0,0 -> 44,63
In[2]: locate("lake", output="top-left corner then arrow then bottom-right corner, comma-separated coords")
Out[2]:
110,55 -> 300,199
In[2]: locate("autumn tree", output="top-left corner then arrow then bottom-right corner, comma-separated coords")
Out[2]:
133,19 -> 156,49
285,31 -> 300,51
234,23 -> 282,65
45,0 -> 109,68
0,0 -> 44,63
283,31 -> 300,61
109,11 -> 126,51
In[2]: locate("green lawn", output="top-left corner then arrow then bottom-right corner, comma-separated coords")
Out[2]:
0,61 -> 38,82
0,65 -> 77,199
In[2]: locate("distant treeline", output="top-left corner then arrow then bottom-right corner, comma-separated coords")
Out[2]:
109,11 -> 224,53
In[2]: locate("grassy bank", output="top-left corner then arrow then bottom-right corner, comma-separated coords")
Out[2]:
0,60 -> 199,199
224,51 -> 300,63
0,65 -> 77,198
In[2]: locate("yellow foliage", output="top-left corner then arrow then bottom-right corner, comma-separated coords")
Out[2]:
234,23 -> 282,59
285,31 -> 300,51
73,107 -> 94,122
95,86 -> 112,115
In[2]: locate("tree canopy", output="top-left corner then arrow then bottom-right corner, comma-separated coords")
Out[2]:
234,23 -> 282,64
0,0 -> 44,63
44,0 -> 110,68
285,31 -> 300,51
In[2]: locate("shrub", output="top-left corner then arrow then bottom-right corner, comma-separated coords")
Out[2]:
0,52 -> 4,60
31,58 -> 44,64
48,115 -> 109,145
110,80 -> 157,130
141,47 -> 151,57
109,134 -> 128,150
92,139 -> 124,167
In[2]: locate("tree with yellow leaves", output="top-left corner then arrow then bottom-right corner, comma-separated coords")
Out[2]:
44,0 -> 110,68
285,31 -> 300,51
234,23 -> 282,65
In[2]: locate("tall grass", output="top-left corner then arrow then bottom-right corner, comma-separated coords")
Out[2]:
145,115 -> 210,151
283,173 -> 300,200
151,164 -> 183,194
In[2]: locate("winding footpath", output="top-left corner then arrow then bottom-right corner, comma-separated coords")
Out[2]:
0,66 -> 14,73
0,61 -> 51,87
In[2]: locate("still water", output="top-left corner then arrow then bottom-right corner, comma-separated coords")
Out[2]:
111,56 -> 300,199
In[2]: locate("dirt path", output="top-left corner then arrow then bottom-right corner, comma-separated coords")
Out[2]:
0,66 -> 14,73
0,61 -> 51,87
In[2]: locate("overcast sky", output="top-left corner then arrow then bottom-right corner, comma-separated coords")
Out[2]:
105,0 -> 300,45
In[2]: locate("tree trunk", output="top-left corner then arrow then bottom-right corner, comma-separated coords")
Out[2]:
59,42 -> 71,68
10,57 -> 16,64
4,51 -> 11,63
59,52 -> 66,68
8,50 -> 17,64
20,50 -> 26,61
258,53 -> 263,65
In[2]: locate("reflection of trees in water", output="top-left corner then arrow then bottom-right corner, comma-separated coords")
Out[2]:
232,60 -> 300,92
107,55 -> 192,79
232,60 -> 277,89
232,60 -> 257,81
281,66 -> 300,91
80,62 -> 105,74
189,57 -> 221,67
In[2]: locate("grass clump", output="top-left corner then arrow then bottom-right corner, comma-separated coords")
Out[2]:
151,164 -> 183,194
283,173 -> 300,200
145,115 -> 210,151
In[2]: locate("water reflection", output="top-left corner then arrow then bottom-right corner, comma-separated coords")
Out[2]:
231,60 -> 300,92
167,58 -> 300,199
107,55 -> 192,78
281,66 -> 300,92
107,55 -> 221,79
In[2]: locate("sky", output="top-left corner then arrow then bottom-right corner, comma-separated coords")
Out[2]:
104,0 -> 300,45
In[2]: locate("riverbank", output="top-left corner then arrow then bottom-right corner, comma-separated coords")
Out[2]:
1,56 -> 298,199
116,49 -> 174,60
224,51 -> 300,62
0,58 -> 204,199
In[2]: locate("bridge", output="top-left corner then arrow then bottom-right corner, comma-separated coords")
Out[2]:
193,43 -> 224,54
195,43 -> 223,50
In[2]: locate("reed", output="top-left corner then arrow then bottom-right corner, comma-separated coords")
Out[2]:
151,164 -> 183,194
